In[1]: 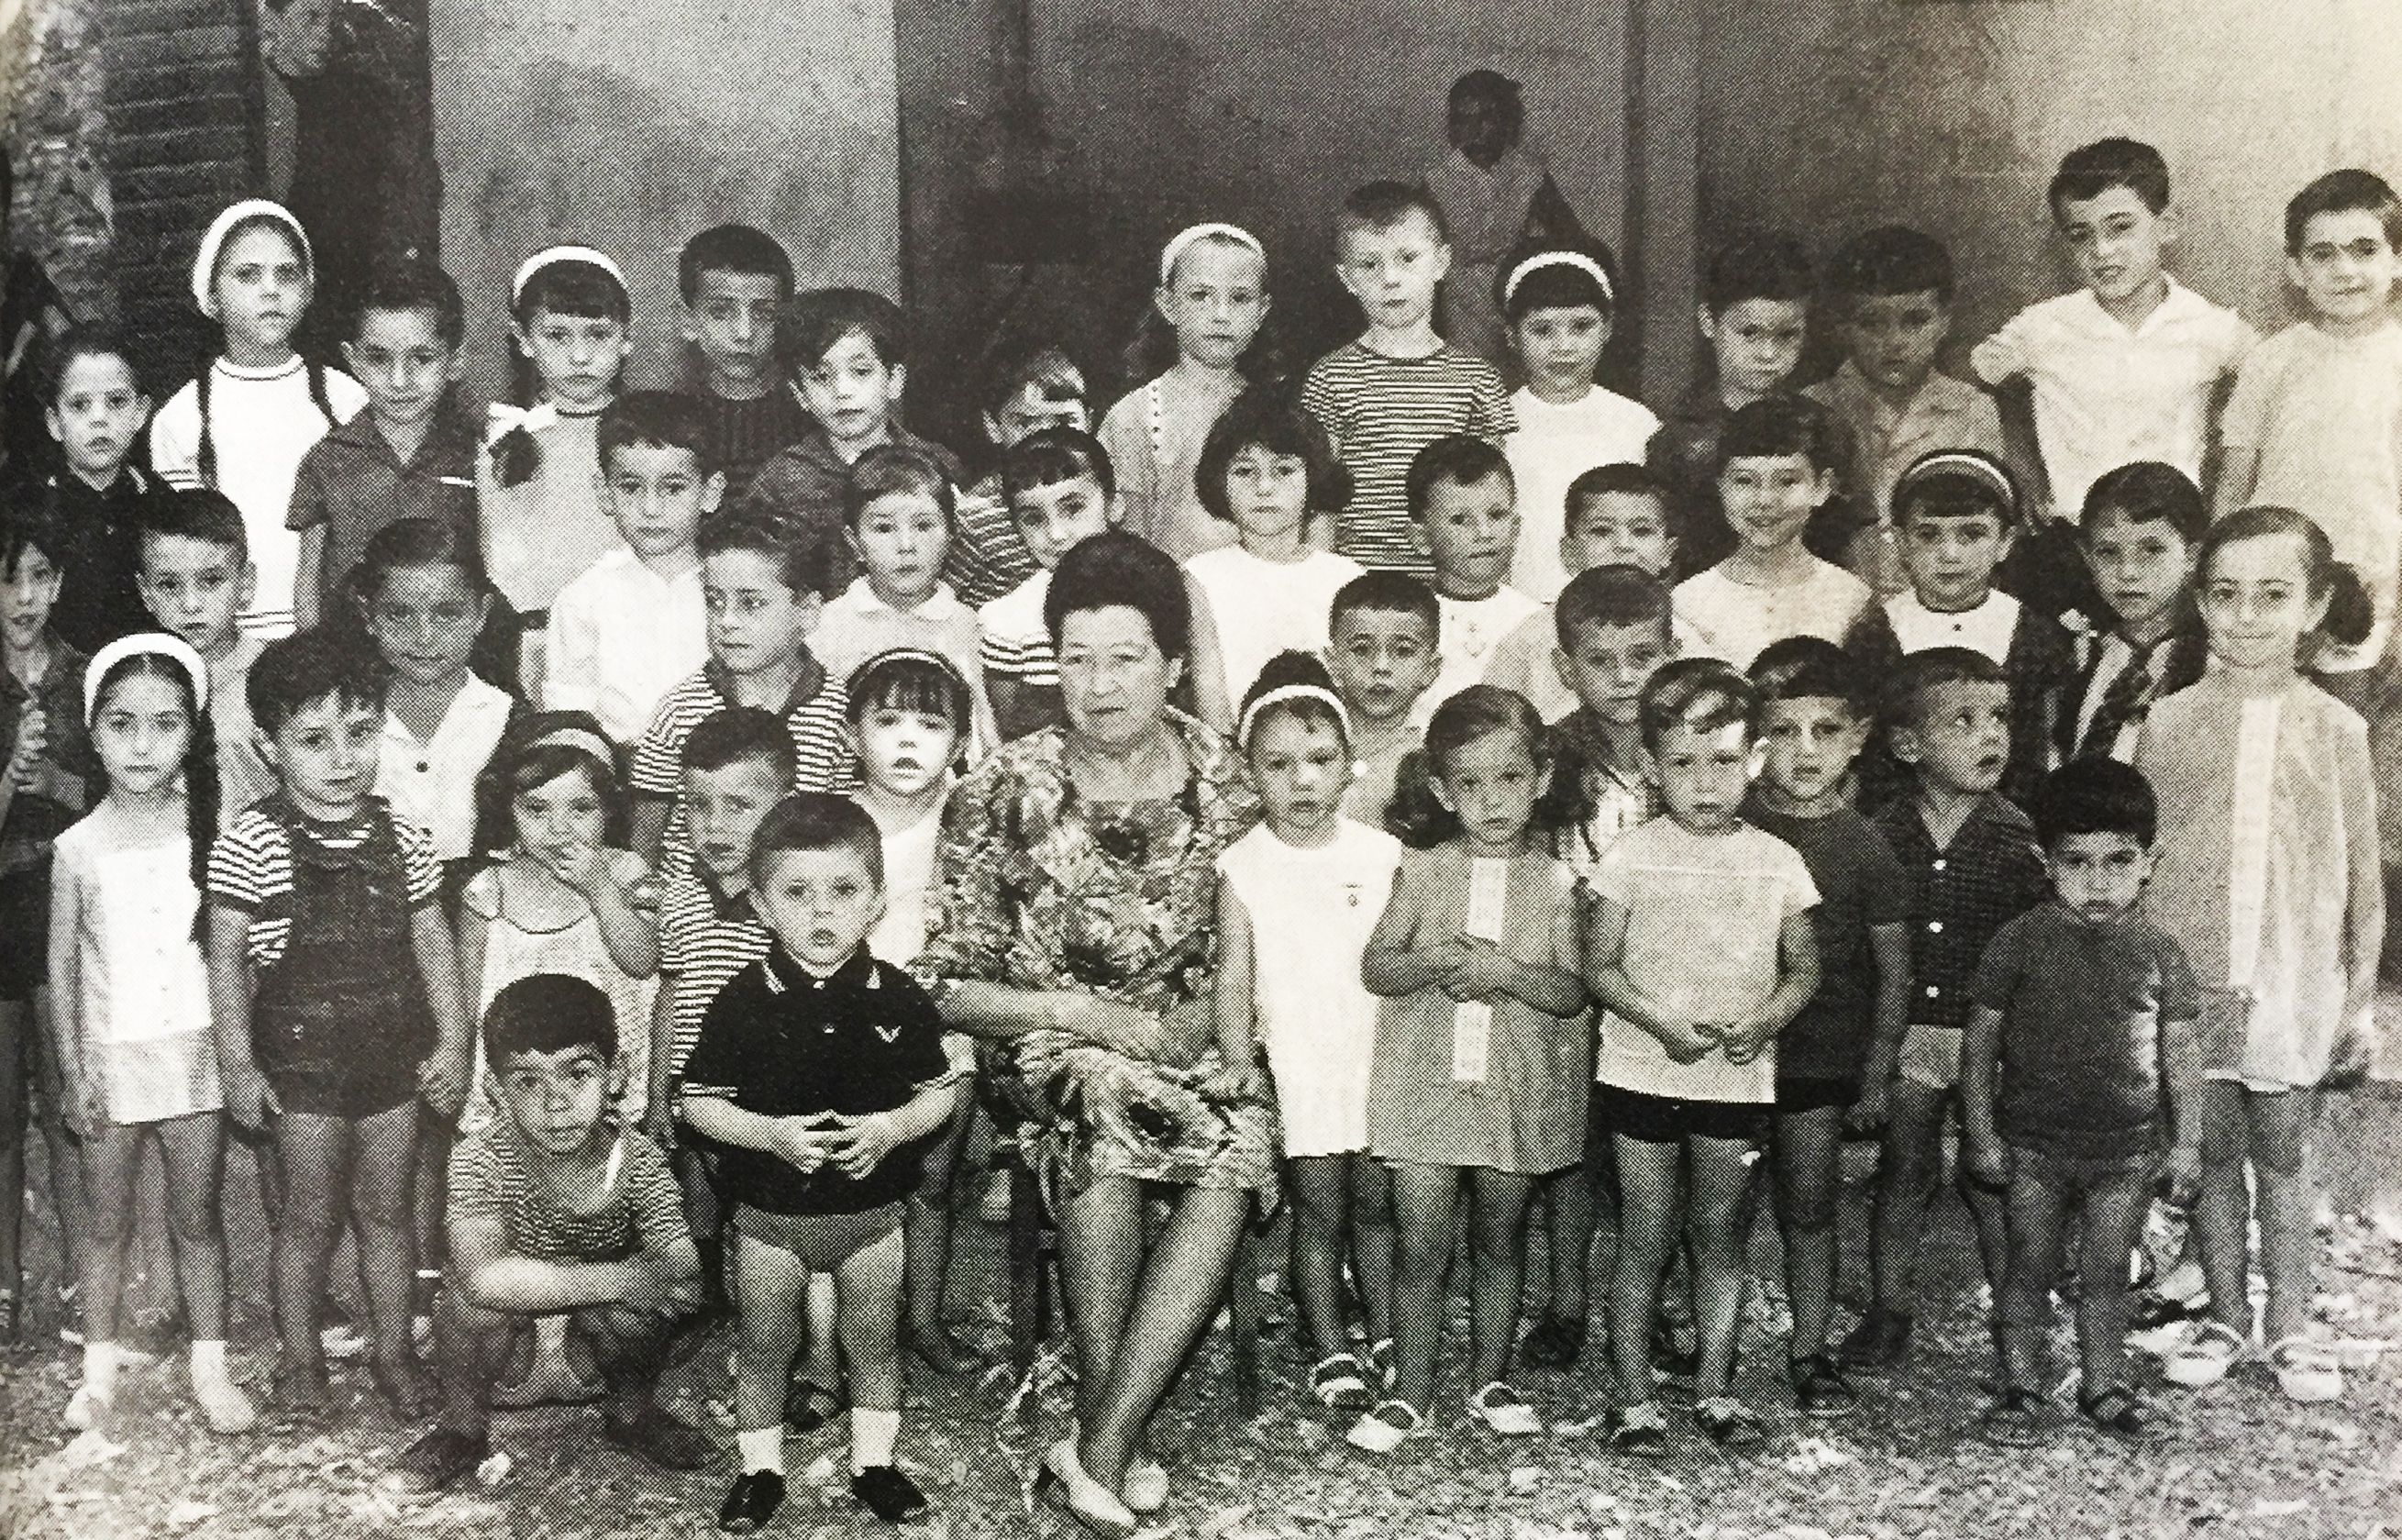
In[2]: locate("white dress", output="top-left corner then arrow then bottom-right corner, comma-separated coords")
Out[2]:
1184,545 -> 1367,706
1502,386 -> 1662,603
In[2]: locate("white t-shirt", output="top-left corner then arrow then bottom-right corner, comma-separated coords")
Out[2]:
1432,585 -> 1545,709
1502,385 -> 1662,603
1184,545 -> 1367,706
374,675 -> 516,863
1884,589 -> 2020,664
543,548 -> 709,745
1674,559 -> 1872,671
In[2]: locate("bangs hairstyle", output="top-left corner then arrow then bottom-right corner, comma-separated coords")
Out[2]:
2031,755 -> 2157,852
1828,225 -> 1954,305
91,648 -> 219,928
474,709 -> 626,859
1702,229 -> 1813,316
1045,529 -> 1190,660
353,258 -> 465,349
700,514 -> 833,601
1330,570 -> 1439,639
1555,564 -> 1673,650
1340,180 -> 1450,244
514,254 -> 630,324
247,629 -> 387,735
1638,657 -> 1760,754
139,487 -> 248,566
599,390 -> 721,480
1882,645 -> 2006,733
845,443 -> 957,528
1194,385 -> 1351,523
1718,393 -> 1842,473
43,323 -> 145,404
1749,634 -> 1867,715
1239,650 -> 1349,753
678,224 -> 794,304
0,507 -> 62,580
2285,168 -> 2402,254
344,514 -> 492,616
982,338 -> 1090,418
785,286 -> 906,371
1498,237 -> 1622,325
2197,504 -> 2375,650
845,648 -> 972,731
2049,137 -> 2171,222
681,704 -> 796,784
1386,684 -> 1566,849
1002,425 -> 1116,504
484,972 -> 618,1066
2081,460 -> 2206,545
748,792 -> 885,887
1892,449 -> 2021,529
1405,434 -> 1511,519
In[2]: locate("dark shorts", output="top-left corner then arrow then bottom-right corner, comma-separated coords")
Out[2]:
1777,1077 -> 1860,1115
271,1059 -> 420,1120
0,866 -> 49,1000
734,1202 -> 903,1272
1596,1083 -> 1766,1147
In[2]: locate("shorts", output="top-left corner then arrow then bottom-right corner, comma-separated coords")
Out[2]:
0,865 -> 50,1000
1595,1083 -> 1766,1146
1777,1076 -> 1861,1115
734,1202 -> 903,1271
271,1059 -> 420,1119
1897,1024 -> 1963,1091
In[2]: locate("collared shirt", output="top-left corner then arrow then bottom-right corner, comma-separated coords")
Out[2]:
656,866 -> 771,1076
1883,589 -> 2021,665
287,392 -> 481,616
1805,362 -> 2004,522
0,635 -> 93,873
374,675 -> 516,861
1431,585 -> 1544,710
22,466 -> 153,651
1871,792 -> 2049,1030
207,636 -> 276,827
687,381 -> 811,493
813,576 -> 999,753
630,658 -> 859,872
977,569 -> 1057,685
543,548 -> 709,745
2063,625 -> 2206,765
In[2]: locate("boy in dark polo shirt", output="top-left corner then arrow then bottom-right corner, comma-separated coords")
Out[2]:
1964,758 -> 2200,1446
679,794 -> 956,1531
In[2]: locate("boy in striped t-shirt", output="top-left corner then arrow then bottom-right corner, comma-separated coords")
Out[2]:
1303,181 -> 1514,578
977,427 -> 1119,742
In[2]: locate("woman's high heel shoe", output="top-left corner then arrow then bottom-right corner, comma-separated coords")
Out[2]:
1036,1436 -> 1136,1537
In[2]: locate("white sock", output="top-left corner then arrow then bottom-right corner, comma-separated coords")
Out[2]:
82,1341 -> 117,1389
850,1407 -> 900,1472
190,1339 -> 229,1381
736,1426 -> 784,1475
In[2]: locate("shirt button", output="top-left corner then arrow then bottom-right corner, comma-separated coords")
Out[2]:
416,761 -> 429,773
1932,859 -> 1947,871
1927,921 -> 1943,935
1925,985 -> 1942,999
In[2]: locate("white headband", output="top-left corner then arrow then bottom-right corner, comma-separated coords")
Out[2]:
847,647 -> 969,696
1237,683 -> 1352,749
1501,249 -> 1614,307
1897,450 -> 2017,511
512,246 -> 627,306
531,726 -> 618,768
84,634 -> 209,726
192,200 -> 313,316
1158,223 -> 1265,286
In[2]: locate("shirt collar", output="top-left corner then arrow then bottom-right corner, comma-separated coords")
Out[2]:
328,391 -> 479,470
763,942 -> 878,994
382,676 -> 510,747
704,652 -> 829,717
839,575 -> 966,620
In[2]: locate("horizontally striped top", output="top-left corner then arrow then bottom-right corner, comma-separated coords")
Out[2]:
630,661 -> 860,871
205,800 -> 443,970
656,868 -> 773,1076
1301,340 -> 1514,577
977,568 -> 1057,686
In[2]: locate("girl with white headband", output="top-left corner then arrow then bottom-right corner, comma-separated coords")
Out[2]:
151,200 -> 369,639
50,636 -> 257,1435
1496,238 -> 1661,604
1097,222 -> 1274,561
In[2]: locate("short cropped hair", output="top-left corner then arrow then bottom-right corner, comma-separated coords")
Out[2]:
1566,461 -> 1666,516
1884,645 -> 2007,734
785,286 -> 906,371
981,339 -> 1090,418
1002,426 -> 1116,504
0,508 -> 61,582
1340,180 -> 1450,245
2081,461 -> 2207,546
352,258 -> 465,349
139,488 -> 249,566
2285,168 -> 2402,254
1194,386 -> 1350,523
1750,635 -> 1868,716
1828,226 -> 1954,305
1718,394 -> 1842,473
248,630 -> 387,735
748,792 -> 884,888
1405,434 -> 1512,520
846,648 -> 972,732
1702,230 -> 1812,316
484,973 -> 618,1065
1045,529 -> 1190,661
1330,571 -> 1439,641
699,515 -> 831,601
1638,657 -> 1759,754
2050,138 -> 2172,223
678,224 -> 793,305
1555,564 -> 1672,650
845,443 -> 957,529
598,390 -> 719,479
681,705 -> 796,783
2031,756 -> 2157,850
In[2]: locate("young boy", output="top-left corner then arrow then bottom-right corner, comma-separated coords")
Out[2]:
1328,571 -> 1443,828
1806,227 -> 2005,594
545,391 -> 720,744
2219,168 -> 2402,674
136,491 -> 275,822
677,225 -> 810,493
289,259 -> 480,629
1743,637 -> 1909,1414
1301,182 -> 1514,578
1970,138 -> 2254,620
1964,757 -> 2200,1446
630,516 -> 858,873
1409,436 -> 1542,710
1673,396 -> 1872,671
2058,461 -> 2208,765
1485,462 -> 1687,721
979,427 -> 1120,743
23,326 -> 154,650
946,340 -> 1092,610
394,975 -> 714,1492
1839,647 -> 2050,1374
680,794 -> 957,1529
743,288 -> 964,596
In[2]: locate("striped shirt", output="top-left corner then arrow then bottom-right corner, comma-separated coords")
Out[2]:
977,569 -> 1057,686
657,869 -> 773,1076
945,475 -> 1038,611
1301,341 -> 1514,577
205,801 -> 442,969
447,1119 -> 688,1264
630,661 -> 860,868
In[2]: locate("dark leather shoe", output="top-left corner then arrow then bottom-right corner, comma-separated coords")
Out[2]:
718,1470 -> 785,1533
852,1464 -> 930,1523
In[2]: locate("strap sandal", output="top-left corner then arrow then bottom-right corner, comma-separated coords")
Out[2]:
2078,1382 -> 2170,1444
1607,1401 -> 1669,1457
2264,1335 -> 2344,1404
2162,1321 -> 2247,1390
1980,1385 -> 2056,1446
1466,1380 -> 1544,1437
1344,1398 -> 1427,1455
1692,1394 -> 1766,1451
1308,1353 -> 1374,1413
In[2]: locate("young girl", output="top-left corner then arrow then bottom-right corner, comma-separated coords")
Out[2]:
49,636 -> 253,1434
479,246 -> 633,686
150,200 -> 367,638
1216,653 -> 1400,1415
2138,507 -> 2384,1405
1098,224 -> 1275,561
1497,240 -> 1662,604
1349,685 -> 1587,1452
39,327 -> 158,650
1182,388 -> 1364,707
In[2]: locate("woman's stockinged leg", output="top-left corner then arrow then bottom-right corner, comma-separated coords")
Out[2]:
1467,1169 -> 1536,1389
1687,1136 -> 1755,1401
904,1081 -> 975,1342
1079,1184 -> 1249,1491
1610,1136 -> 1682,1404
1057,1174 -> 1145,1434
1387,1162 -> 1466,1414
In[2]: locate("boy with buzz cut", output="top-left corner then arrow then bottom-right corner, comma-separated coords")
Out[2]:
1410,434 -> 1543,709
677,224 -> 810,493
1963,757 -> 2201,1448
2058,461 -> 2208,765
1806,226 -> 2006,597
393,974 -> 716,1493
1328,571 -> 1443,827
1971,138 -> 2254,621
1302,180 -> 1515,579
138,490 -> 275,822
544,391 -> 719,745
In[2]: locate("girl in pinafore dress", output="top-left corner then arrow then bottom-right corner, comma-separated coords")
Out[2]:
1351,684 -> 1586,1454
2138,506 -> 2384,1405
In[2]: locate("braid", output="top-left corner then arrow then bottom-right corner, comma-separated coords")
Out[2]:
195,362 -> 218,490
492,423 -> 541,489
183,709 -> 222,937
304,357 -> 335,429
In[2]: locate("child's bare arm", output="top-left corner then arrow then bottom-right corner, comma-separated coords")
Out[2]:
450,1213 -> 675,1314
1181,574 -> 1234,736
207,904 -> 273,1128
681,1091 -> 832,1176
293,526 -> 325,633
645,980 -> 680,1140
1360,867 -> 1462,997
45,860 -> 86,1133
2161,1011 -> 2203,1203
413,904 -> 472,1115
1959,1003 -> 2009,1186
1850,921 -> 1912,1128
2338,728 -> 2385,1068
1720,911 -> 1821,1063
1211,876 -> 1262,1091
584,852 -> 659,979
1581,893 -> 1712,1062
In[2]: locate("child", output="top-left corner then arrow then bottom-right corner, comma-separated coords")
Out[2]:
1840,648 -> 2049,1375
1183,385 -> 1364,705
1328,571 -> 1443,827
813,446 -> 1001,755
1742,638 -> 1909,1415
1302,182 -> 1515,577
1674,396 -> 1872,670
1426,70 -> 1562,364
946,340 -> 1091,610
289,258 -> 480,629
1964,757 -> 2200,1445
1806,227 -> 2006,596
677,224 -> 809,492
744,287 -> 965,594
205,636 -> 471,1416
393,975 -> 714,1493
1496,238 -> 1661,604
2059,461 -> 2208,765
681,795 -> 957,1528
1411,436 -> 1543,709
1349,686 -> 1586,1453
1971,138 -> 2254,619
2138,507 -> 2383,1403
2219,170 -> 2402,675
1586,659 -> 1821,1454
27,327 -> 155,650
150,200 -> 368,638
1216,653 -> 1400,1413
630,515 -> 858,873
1100,224 -> 1273,560
136,492 -> 275,823
1485,464 -> 1688,722
1845,449 -> 2074,806
545,392 -> 718,745
49,636 -> 252,1433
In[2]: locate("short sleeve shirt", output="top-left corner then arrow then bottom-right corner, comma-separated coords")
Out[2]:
630,660 -> 859,870
656,868 -> 773,1076
1743,799 -> 1909,1082
447,1120 -> 689,1264
1871,793 -> 2049,1030
1301,341 -> 1515,576
205,799 -> 442,969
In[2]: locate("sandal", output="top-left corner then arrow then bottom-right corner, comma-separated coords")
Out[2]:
2163,1321 -> 2246,1390
1364,1337 -> 1396,1390
1344,1398 -> 1427,1455
1789,1353 -> 1859,1417
1980,1385 -> 2056,1447
2078,1382 -> 2170,1444
2264,1335 -> 2344,1404
1607,1401 -> 1669,1457
1308,1353 -> 1374,1413
1692,1395 -> 1766,1452
1466,1380 -> 1544,1437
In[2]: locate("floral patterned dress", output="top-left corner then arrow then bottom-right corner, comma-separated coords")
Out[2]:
914,709 -> 1273,1195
